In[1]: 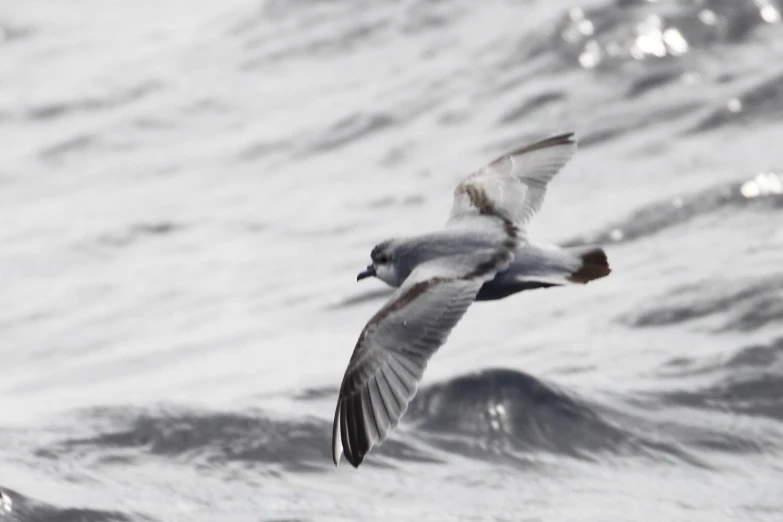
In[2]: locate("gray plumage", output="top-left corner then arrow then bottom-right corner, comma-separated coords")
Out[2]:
333,133 -> 611,468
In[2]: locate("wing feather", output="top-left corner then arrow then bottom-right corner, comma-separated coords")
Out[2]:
331,251 -> 509,467
447,133 -> 577,235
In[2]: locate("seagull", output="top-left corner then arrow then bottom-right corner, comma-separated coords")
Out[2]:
331,133 -> 610,468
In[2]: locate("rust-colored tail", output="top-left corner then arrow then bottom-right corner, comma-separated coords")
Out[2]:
566,248 -> 611,284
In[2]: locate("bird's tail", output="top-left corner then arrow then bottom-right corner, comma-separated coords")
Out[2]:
508,243 -> 611,286
564,246 -> 611,284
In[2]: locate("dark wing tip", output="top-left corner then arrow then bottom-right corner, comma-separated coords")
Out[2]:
347,393 -> 371,467
486,132 -> 577,169
509,132 -> 576,157
332,393 -> 371,469
347,452 -> 364,468
543,132 -> 576,145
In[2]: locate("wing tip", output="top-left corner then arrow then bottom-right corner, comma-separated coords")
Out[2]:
331,401 -> 343,467
347,453 -> 364,468
487,131 -> 578,170
332,395 -> 370,469
515,131 -> 577,155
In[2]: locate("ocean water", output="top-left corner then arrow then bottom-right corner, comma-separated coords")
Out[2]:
1,0 -> 783,520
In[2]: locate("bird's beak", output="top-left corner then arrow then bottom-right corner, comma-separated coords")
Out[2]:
357,265 -> 376,281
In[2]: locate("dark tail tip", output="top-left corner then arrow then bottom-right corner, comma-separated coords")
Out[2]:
567,248 -> 611,284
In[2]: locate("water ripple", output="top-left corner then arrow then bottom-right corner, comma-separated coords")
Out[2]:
563,172 -> 783,247
555,0 -> 782,71
621,274 -> 783,332
0,486 -> 144,522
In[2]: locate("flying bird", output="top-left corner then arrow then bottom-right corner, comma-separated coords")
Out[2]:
332,133 -> 610,468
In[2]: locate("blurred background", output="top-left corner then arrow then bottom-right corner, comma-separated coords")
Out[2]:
1,0 -> 783,520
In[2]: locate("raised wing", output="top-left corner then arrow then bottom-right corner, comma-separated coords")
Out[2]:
331,250 -> 510,468
447,133 -> 577,235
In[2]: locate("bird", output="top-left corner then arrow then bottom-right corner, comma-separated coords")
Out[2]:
331,133 -> 610,468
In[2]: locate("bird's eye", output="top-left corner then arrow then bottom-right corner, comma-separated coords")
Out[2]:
377,254 -> 389,264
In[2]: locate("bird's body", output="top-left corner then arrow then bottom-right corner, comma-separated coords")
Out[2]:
361,227 -> 505,286
332,133 -> 611,468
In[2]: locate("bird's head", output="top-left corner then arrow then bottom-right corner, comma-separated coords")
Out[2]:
357,240 -> 403,287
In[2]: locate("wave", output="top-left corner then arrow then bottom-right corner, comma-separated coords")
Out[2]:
621,273 -> 783,332
31,372 -> 620,474
36,405 -> 436,473
655,336 -> 783,423
0,486 -> 143,522
23,358 -> 781,486
553,0 -> 781,72
563,171 -> 783,247
405,368 -> 629,461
